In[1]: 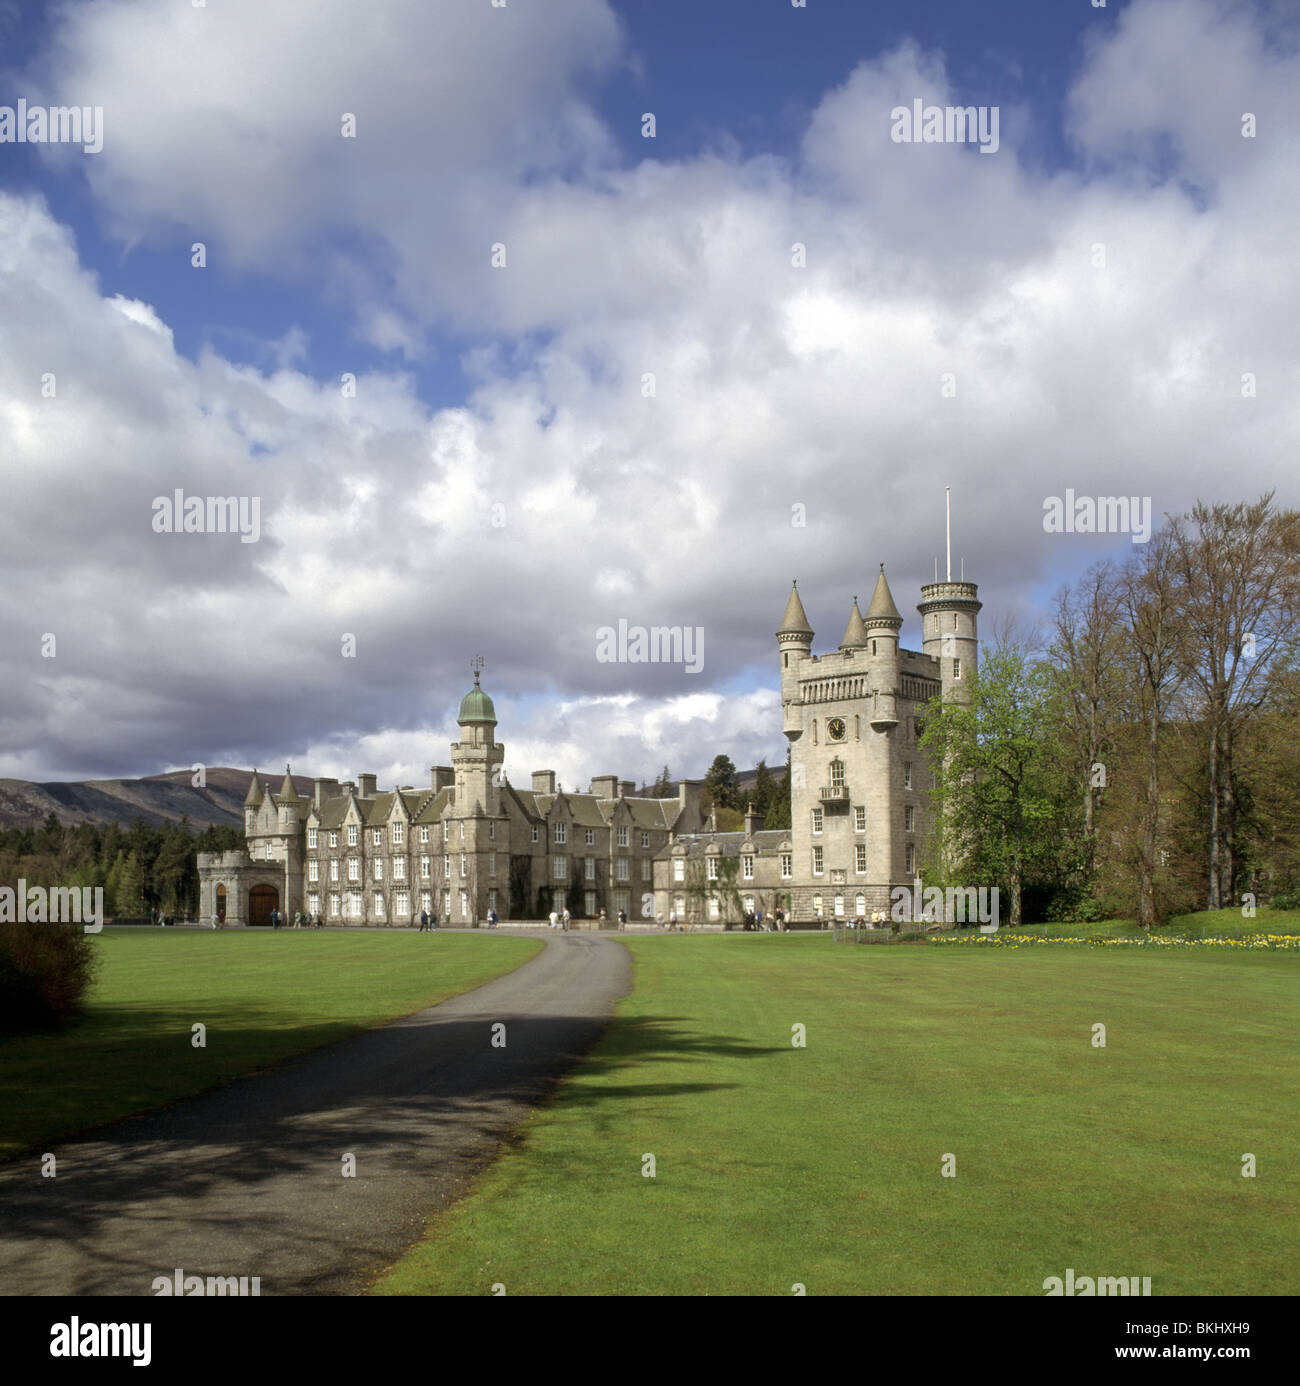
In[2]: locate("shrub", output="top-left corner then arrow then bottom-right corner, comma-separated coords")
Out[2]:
1268,889 -> 1300,911
0,920 -> 99,1031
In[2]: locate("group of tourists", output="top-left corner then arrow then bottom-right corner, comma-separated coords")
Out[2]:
741,907 -> 784,932
268,909 -> 324,929
416,909 -> 439,931
548,908 -> 571,930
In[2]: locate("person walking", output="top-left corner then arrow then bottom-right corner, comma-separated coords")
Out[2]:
618,908 -> 627,930
293,910 -> 302,929
210,911 -> 219,930
419,908 -> 429,932
548,909 -> 559,930
561,907 -> 570,931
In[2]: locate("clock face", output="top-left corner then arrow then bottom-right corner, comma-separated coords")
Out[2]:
827,718 -> 846,742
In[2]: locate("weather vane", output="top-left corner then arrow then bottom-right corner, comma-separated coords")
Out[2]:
471,654 -> 485,684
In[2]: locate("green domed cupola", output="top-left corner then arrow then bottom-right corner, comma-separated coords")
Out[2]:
458,670 -> 497,726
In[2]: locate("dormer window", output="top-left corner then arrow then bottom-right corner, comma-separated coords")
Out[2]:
347,825 -> 357,846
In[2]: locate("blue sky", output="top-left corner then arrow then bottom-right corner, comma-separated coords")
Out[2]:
0,0 -> 1295,786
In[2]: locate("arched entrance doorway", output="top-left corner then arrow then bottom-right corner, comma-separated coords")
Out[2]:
215,884 -> 227,923
249,884 -> 279,927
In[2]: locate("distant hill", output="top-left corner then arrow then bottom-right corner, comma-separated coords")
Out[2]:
0,768 -> 313,831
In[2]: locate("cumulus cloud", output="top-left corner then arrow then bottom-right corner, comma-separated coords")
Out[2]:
1,0 -> 1297,786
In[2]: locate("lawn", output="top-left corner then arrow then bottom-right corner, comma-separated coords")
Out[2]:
374,933 -> 1298,1296
0,927 -> 541,1160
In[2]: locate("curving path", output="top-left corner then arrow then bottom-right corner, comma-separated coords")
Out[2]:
0,930 -> 631,1295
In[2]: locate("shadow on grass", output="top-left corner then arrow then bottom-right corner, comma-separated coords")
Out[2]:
0,1008 -> 781,1293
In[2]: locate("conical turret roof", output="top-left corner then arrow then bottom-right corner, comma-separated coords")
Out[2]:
278,764 -> 300,801
839,597 -> 868,649
244,770 -> 263,807
865,565 -> 902,624
777,581 -> 813,638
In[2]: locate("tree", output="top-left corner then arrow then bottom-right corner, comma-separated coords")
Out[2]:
750,760 -> 776,820
703,755 -> 739,812
1167,494 -> 1300,908
650,765 -> 674,798
1049,561 -> 1123,883
1117,531 -> 1186,928
922,645 -> 1078,928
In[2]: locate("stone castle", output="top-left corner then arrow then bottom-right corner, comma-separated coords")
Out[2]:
198,566 -> 978,927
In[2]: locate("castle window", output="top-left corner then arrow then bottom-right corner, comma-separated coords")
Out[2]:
329,893 -> 340,917
460,853 -> 467,878
329,831 -> 338,848
673,858 -> 685,882
555,822 -> 567,845
780,854 -> 792,879
444,821 -> 450,843
813,847 -> 824,875
444,891 -> 452,917
489,853 -> 496,878
586,857 -> 596,881
616,858 -> 629,882
905,843 -> 916,874
872,640 -> 877,655
904,763 -> 913,790
348,859 -> 359,882
855,844 -> 867,873
488,890 -> 498,914
641,832 -> 650,849
309,893 -> 321,916
905,806 -> 916,832
460,822 -> 466,844
308,828 -> 318,849
834,895 -> 844,918
308,860 -> 319,882
392,823 -> 404,845
489,823 -> 495,841
420,855 -> 430,878
553,856 -> 567,879
812,721 -> 818,745
854,806 -> 866,832
616,826 -> 628,847
330,860 -> 339,882
585,828 -> 595,847
420,826 -> 429,844
641,858 -> 651,881
813,894 -> 823,917
373,859 -> 383,881
421,892 -> 432,913
394,857 -> 406,879
374,894 -> 385,918
953,614 -> 959,629
854,716 -> 860,740
373,828 -> 382,847
444,854 -> 450,877
459,889 -> 469,919
708,897 -> 719,920
706,856 -> 719,880
856,894 -> 866,916
811,808 -> 823,835
830,760 -> 844,790
531,825 -> 539,843
347,825 -> 357,846
396,891 -> 409,917
742,855 -> 754,881
585,892 -> 598,917
953,658 -> 962,680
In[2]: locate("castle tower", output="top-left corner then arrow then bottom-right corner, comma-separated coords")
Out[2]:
863,565 -> 902,731
917,581 -> 981,705
777,581 -> 814,741
450,667 -> 506,923
243,769 -> 262,835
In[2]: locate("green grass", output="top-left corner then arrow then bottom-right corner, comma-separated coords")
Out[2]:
374,933 -> 1298,1296
0,927 -> 541,1160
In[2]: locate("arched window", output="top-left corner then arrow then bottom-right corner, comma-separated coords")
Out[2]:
830,759 -> 844,790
